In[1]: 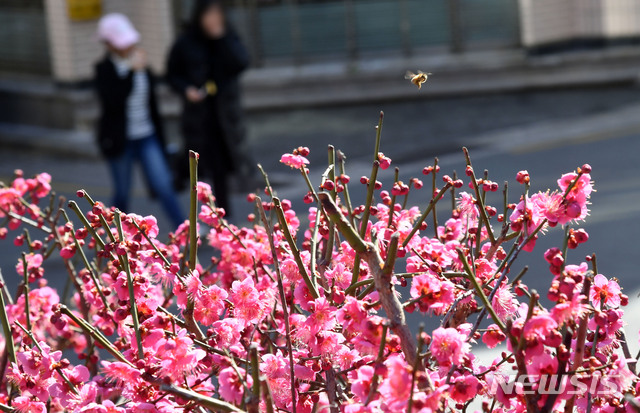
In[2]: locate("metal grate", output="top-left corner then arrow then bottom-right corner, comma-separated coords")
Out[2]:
228,0 -> 521,65
459,0 -> 520,47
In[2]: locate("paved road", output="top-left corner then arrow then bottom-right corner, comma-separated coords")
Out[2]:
246,85 -> 640,169
1,86 -> 640,350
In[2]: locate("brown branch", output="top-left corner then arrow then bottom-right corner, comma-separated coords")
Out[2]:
319,193 -> 417,366
564,277 -> 592,412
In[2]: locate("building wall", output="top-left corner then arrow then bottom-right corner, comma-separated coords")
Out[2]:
519,0 -> 640,48
601,0 -> 640,38
574,0 -> 605,38
44,0 -> 173,82
519,0 -> 575,47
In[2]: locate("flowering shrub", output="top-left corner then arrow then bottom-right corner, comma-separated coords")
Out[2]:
0,113 -> 637,413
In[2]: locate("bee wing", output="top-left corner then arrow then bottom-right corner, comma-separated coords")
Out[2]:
404,71 -> 416,79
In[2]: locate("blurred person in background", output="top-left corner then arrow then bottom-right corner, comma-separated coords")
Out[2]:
167,0 -> 252,218
94,13 -> 184,228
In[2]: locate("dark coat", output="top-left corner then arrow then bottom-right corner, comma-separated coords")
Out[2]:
166,28 -> 250,173
94,56 -> 166,159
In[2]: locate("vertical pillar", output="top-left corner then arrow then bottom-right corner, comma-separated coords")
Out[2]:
399,0 -> 412,57
448,0 -> 463,53
246,0 -> 263,67
344,0 -> 358,62
286,0 -> 303,65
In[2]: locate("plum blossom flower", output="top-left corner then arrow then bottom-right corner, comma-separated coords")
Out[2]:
492,283 -> 517,321
260,353 -> 287,379
122,214 -> 159,238
410,273 -> 455,314
157,330 -> 206,380
0,187 -> 21,218
349,365 -> 374,402
457,192 -> 479,220
231,276 -> 259,304
12,396 -> 47,413
8,342 -> 64,402
16,253 -> 43,282
379,355 -> 412,410
76,400 -> 125,413
114,271 -> 148,302
482,324 -> 506,348
558,172 -> 593,199
450,374 -> 480,403
280,153 -> 309,169
194,285 -> 228,325
101,361 -> 142,386
430,327 -> 470,366
305,297 -> 337,334
49,365 -> 91,408
197,181 -> 214,203
231,277 -> 268,324
526,352 -> 558,376
509,194 -> 547,252
550,293 -> 587,325
32,172 -> 52,199
211,318 -> 244,348
324,263 -> 351,290
590,274 -> 621,308
523,314 -> 558,341
219,366 -> 252,404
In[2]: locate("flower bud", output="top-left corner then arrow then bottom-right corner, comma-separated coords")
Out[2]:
516,171 -> 530,184
321,180 -> 335,191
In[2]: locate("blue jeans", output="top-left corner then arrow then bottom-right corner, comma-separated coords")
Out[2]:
108,136 -> 184,228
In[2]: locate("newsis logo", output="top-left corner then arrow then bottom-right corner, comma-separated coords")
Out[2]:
490,375 -> 624,396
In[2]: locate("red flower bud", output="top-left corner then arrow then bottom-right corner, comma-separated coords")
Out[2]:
516,170 -> 530,184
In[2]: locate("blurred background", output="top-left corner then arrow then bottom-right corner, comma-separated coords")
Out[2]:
1,0 -> 640,336
1,0 -> 640,172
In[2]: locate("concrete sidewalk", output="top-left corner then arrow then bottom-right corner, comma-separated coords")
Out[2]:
243,46 -> 640,109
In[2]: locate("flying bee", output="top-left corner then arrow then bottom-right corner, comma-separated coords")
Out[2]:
405,70 -> 431,89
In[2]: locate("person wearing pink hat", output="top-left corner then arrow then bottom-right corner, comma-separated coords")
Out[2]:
94,13 -> 184,228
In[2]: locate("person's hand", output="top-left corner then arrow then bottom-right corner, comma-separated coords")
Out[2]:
131,49 -> 147,72
186,86 -> 205,103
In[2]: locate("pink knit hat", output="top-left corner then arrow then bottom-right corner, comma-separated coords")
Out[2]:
97,13 -> 140,50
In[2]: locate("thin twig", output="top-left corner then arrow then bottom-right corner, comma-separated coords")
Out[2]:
256,198 -> 298,413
